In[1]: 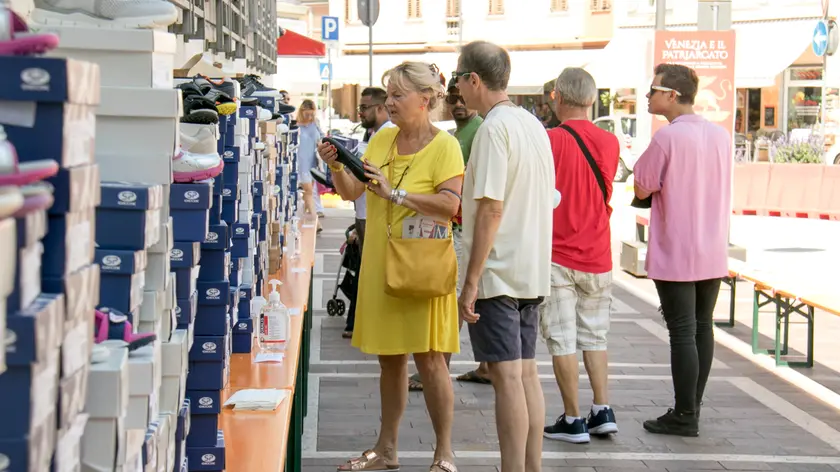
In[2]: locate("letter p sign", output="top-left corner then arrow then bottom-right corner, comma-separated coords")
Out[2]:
322,16 -> 339,42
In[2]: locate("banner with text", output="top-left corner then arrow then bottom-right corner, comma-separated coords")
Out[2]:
651,30 -> 736,139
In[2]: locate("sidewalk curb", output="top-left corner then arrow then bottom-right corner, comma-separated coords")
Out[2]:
612,277 -> 840,413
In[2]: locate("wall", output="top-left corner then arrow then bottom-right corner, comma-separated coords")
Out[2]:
617,0 -> 822,27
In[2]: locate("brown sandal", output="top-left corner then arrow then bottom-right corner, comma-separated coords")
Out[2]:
337,450 -> 400,472
430,459 -> 458,472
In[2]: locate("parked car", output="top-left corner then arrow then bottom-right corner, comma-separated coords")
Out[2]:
593,114 -> 637,182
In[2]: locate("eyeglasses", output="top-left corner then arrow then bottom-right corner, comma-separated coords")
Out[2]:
445,94 -> 465,105
649,85 -> 682,97
451,71 -> 472,81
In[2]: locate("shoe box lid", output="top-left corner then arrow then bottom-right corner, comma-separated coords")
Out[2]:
100,182 -> 164,211
0,56 -> 100,105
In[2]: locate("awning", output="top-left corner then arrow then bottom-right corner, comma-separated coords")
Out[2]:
586,19 -> 819,90
273,57 -> 323,94
276,29 -> 326,57
507,49 -> 601,95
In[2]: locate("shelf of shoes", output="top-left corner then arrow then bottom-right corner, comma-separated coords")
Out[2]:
0,48 -> 103,471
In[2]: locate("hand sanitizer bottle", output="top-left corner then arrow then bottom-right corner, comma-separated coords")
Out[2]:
259,280 -> 289,352
286,220 -> 297,259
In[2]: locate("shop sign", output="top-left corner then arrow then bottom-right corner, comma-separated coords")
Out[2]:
651,30 -> 737,140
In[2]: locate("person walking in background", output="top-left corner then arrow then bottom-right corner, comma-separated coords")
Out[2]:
456,40 -> 554,472
296,99 -> 325,231
342,86 -> 395,339
540,68 -> 620,444
409,78 -> 489,391
633,63 -> 732,437
317,61 -> 464,472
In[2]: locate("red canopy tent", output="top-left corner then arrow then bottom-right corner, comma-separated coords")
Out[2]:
276,28 -> 326,57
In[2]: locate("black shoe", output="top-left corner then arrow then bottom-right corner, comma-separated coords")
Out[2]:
241,97 -> 260,107
277,103 -> 296,115
323,137 -> 368,183
193,75 -> 239,100
696,401 -> 703,419
178,87 -> 219,124
643,409 -> 699,437
310,168 -> 334,190
587,407 -> 619,436
543,415 -> 590,444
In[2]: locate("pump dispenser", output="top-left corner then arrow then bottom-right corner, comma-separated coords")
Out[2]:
258,279 -> 289,352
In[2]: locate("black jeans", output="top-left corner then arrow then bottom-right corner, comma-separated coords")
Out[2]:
345,218 -> 366,332
653,278 -> 722,415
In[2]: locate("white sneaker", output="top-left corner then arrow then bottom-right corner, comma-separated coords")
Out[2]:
175,123 -> 222,183
32,0 -> 178,28
258,108 -> 272,122
180,122 -> 217,155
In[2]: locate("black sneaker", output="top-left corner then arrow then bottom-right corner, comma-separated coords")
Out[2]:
587,407 -> 618,436
277,103 -> 296,115
543,415 -> 590,444
643,409 -> 699,437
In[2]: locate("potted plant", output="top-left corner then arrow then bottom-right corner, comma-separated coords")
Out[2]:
769,133 -> 824,164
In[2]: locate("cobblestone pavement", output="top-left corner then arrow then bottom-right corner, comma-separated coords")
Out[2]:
302,208 -> 840,472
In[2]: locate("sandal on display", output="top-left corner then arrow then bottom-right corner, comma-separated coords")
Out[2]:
0,186 -> 24,220
12,182 -> 54,218
0,126 -> 59,186
31,0 -> 178,29
336,450 -> 400,472
0,6 -> 59,55
94,308 -> 156,351
322,137 -> 369,183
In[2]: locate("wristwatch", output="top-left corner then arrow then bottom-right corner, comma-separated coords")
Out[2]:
396,189 -> 407,205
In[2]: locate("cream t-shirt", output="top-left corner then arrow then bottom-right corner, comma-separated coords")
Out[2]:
461,104 -> 554,300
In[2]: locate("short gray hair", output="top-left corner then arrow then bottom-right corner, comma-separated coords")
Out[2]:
554,68 -> 598,108
458,41 -> 511,92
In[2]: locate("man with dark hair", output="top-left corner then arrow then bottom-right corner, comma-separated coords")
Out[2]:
633,63 -> 731,437
456,40 -> 554,472
342,86 -> 395,339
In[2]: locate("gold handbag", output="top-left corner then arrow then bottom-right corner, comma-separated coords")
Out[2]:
383,140 -> 458,299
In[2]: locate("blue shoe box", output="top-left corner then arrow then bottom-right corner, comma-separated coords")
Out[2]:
221,199 -> 239,226
0,355 -> 58,438
176,400 -> 191,443
198,250 -> 230,283
190,332 -> 229,362
170,182 -> 213,243
186,414 -> 218,448
47,164 -> 100,215
218,114 -> 231,131
0,412 -> 56,472
211,174 -> 224,196
5,294 -> 63,366
0,56 -> 99,168
257,96 -> 275,111
96,182 -> 163,251
15,209 -> 47,251
170,241 -> 201,269
252,180 -> 264,197
194,304 -> 227,336
186,359 -> 228,391
239,105 -> 257,121
197,280 -> 230,306
209,195 -> 223,225
222,160 -> 239,184
96,248 -> 146,313
237,284 -> 252,318
173,266 -> 200,300
231,238 -> 248,259
253,194 -> 265,213
224,130 -> 235,148
187,429 -> 225,468
231,222 -> 250,241
233,317 -> 252,334
222,146 -> 240,163
176,291 -> 198,328
231,333 -> 251,353
186,390 -> 220,416
202,222 -> 230,252
42,209 -> 96,278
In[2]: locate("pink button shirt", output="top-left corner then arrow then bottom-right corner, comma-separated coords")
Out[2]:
633,114 -> 732,282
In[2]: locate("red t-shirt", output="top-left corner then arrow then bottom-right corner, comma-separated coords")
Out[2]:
546,120 -> 620,274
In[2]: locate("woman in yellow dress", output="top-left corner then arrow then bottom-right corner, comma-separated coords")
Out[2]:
317,62 -> 464,472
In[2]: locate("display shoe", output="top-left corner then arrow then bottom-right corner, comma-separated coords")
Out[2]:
276,102 -> 296,115
0,186 -> 24,219
175,123 -> 223,182
0,126 -> 59,186
323,137 -> 369,183
0,6 -> 60,55
193,75 -> 239,114
31,0 -> 178,28
12,182 -> 54,218
257,107 -> 272,122
310,168 -> 334,190
94,307 -> 156,351
177,83 -> 219,124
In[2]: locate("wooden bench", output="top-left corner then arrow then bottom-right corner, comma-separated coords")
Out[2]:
220,218 -> 317,472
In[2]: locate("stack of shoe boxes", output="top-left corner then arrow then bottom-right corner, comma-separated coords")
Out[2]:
0,55 -> 101,472
43,26 -> 188,471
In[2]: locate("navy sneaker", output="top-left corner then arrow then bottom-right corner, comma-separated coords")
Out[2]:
543,415 -> 590,443
587,407 -> 619,436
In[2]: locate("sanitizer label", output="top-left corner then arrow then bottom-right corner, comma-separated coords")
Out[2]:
262,311 -> 288,343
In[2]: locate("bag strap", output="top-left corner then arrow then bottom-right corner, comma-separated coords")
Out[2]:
559,124 -> 608,206
385,136 -> 399,238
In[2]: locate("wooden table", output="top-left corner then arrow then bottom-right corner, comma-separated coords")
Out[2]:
220,217 -> 317,472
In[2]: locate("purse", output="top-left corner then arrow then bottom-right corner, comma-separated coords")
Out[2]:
382,138 -> 458,299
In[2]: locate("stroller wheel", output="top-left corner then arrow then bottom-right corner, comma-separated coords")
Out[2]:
335,299 -> 346,316
327,299 -> 342,317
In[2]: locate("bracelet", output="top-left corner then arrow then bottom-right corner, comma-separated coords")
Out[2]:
329,163 -> 345,172
396,189 -> 407,206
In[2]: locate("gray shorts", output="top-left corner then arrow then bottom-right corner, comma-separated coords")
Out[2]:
467,296 -> 543,363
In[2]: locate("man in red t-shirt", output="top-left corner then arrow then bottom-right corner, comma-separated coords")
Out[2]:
540,68 -> 620,444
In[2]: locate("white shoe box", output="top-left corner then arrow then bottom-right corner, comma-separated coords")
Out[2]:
148,218 -> 173,255
159,329 -> 188,414
126,394 -> 157,431
54,413 -> 88,472
145,252 -> 171,292
128,344 -> 161,397
139,290 -> 164,323
82,416 -> 137,471
61,313 -> 92,380
96,88 -> 181,186
155,414 -> 172,472
42,26 -> 177,89
85,346 -> 128,419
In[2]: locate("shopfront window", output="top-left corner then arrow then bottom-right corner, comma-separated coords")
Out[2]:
786,67 -> 824,133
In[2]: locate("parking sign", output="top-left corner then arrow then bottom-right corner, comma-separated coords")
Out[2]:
322,16 -> 339,42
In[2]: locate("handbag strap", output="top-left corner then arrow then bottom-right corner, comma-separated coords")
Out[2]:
385,136 -> 399,238
559,124 -> 608,206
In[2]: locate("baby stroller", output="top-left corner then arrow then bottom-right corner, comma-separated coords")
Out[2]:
326,224 -> 362,317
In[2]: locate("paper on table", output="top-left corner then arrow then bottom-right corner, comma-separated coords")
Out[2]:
254,353 -> 285,363
223,388 -> 291,411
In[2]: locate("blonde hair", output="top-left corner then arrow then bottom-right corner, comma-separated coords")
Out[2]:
296,99 -> 316,122
382,62 -> 446,110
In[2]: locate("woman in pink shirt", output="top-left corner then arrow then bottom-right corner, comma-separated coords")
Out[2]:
633,64 -> 732,438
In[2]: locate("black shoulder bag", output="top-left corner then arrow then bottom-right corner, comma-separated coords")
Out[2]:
560,124 -> 608,206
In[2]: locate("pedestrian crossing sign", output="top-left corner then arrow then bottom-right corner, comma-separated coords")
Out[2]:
319,62 -> 332,81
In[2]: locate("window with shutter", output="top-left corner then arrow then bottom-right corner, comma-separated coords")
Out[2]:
489,0 -> 504,15
446,0 -> 459,17
550,0 -> 568,11
591,0 -> 611,11
408,0 -> 422,18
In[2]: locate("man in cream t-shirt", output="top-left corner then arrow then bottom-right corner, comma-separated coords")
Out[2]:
457,40 -> 554,471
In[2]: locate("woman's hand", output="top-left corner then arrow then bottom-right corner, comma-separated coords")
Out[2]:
316,140 -> 339,166
363,160 -> 393,200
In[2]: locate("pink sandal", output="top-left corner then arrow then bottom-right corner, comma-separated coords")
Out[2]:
0,6 -> 59,55
94,308 -> 157,351
0,126 -> 59,186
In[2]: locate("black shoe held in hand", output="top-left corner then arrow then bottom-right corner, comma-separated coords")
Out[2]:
310,168 -> 335,190
322,137 -> 369,183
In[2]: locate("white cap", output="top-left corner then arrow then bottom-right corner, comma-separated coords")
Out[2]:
268,279 -> 282,303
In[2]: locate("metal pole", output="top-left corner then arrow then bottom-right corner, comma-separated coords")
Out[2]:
458,0 -> 463,49
368,1 -> 373,86
328,46 -> 333,133
655,0 -> 666,30
822,1 -> 829,150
